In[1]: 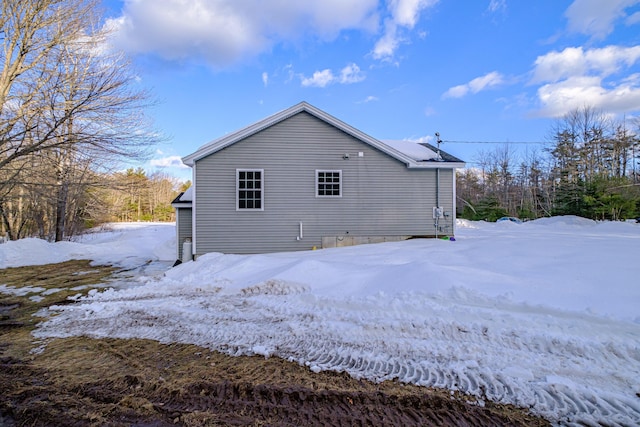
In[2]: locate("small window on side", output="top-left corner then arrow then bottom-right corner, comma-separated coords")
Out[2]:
316,170 -> 341,197
237,169 -> 264,210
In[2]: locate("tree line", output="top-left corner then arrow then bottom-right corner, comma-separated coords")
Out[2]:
457,106 -> 640,222
100,169 -> 187,224
0,0 -> 165,241
0,166 -> 186,241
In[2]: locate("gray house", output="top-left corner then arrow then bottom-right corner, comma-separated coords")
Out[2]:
172,101 -> 464,260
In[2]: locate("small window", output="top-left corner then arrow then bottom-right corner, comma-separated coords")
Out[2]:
237,169 -> 263,210
316,170 -> 341,197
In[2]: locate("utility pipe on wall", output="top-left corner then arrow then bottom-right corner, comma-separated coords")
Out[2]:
434,132 -> 444,238
436,167 -> 440,208
435,167 -> 440,238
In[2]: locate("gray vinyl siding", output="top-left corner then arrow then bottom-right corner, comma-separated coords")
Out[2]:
176,207 -> 193,260
194,111 -> 455,255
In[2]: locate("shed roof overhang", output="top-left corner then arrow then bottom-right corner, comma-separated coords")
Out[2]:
171,188 -> 193,208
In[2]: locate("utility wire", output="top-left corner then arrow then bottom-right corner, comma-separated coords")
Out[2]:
443,140 -> 547,145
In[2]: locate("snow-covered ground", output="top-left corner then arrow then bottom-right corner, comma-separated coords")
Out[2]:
1,218 -> 639,426
0,222 -> 176,270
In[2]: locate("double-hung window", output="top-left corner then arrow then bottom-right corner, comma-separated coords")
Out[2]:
316,170 -> 341,197
237,169 -> 263,210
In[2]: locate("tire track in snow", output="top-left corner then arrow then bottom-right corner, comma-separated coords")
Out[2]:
36,279 -> 640,426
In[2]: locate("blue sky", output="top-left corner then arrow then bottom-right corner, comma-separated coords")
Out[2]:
100,0 -> 640,180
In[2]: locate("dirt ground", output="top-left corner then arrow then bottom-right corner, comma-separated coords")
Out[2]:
0,260 -> 550,426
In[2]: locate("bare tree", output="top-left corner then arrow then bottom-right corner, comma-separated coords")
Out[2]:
1,0 -> 159,240
609,119 -> 636,179
1,0 -> 90,171
547,106 -> 612,183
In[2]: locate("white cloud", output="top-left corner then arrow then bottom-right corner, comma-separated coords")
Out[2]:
442,84 -> 469,99
105,0 -> 442,67
536,75 -> 640,117
362,95 -> 379,103
262,72 -> 269,87
301,69 -> 335,88
392,0 -> 433,27
530,45 -> 640,117
442,71 -> 505,98
150,156 -> 189,169
339,63 -> 366,84
532,46 -> 640,83
301,63 -> 365,87
469,71 -> 505,92
283,64 -> 295,83
405,135 -> 433,144
486,0 -> 506,14
565,0 -> 640,39
627,11 -> 640,25
106,0 -> 378,67
372,0 -> 439,60
372,21 -> 401,59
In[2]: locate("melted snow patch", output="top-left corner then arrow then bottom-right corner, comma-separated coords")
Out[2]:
0,284 -> 46,296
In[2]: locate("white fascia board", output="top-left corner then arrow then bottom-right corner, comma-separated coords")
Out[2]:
183,102 -> 310,166
171,202 -> 193,208
406,161 -> 466,169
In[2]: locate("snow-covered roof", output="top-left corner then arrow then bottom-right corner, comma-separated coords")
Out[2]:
180,187 -> 193,202
171,187 -> 193,207
382,140 -> 439,161
182,102 -> 465,169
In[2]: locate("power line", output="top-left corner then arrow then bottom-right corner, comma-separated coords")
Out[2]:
443,140 -> 547,145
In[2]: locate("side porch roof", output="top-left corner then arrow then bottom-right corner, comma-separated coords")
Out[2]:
171,187 -> 193,208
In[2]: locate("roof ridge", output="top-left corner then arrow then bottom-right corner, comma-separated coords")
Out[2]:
181,102 -> 465,168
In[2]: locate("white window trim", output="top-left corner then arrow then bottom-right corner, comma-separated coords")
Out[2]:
236,168 -> 264,211
315,169 -> 342,198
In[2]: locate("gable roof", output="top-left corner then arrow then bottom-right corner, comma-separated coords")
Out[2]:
182,102 -> 465,169
171,187 -> 193,207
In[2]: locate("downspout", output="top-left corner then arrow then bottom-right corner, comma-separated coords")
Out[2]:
191,163 -> 196,258
175,208 -> 180,260
435,167 -> 440,238
436,167 -> 440,209
434,132 -> 443,238
452,169 -> 457,236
